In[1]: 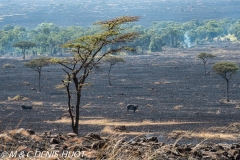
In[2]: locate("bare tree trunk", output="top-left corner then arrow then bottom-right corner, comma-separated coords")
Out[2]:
72,74 -> 86,135
62,71 -> 75,133
226,79 -> 229,102
108,64 -> 113,86
73,91 -> 81,135
204,64 -> 207,76
203,60 -> 207,76
38,69 -> 41,92
22,49 -> 25,60
64,80 -> 75,132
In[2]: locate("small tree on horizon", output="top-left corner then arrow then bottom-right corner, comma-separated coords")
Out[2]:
198,52 -> 216,75
13,41 -> 36,60
24,57 -> 51,92
51,16 -> 140,135
212,62 -> 239,102
104,55 -> 125,86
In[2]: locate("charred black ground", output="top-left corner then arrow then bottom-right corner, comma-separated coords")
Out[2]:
0,42 -> 240,142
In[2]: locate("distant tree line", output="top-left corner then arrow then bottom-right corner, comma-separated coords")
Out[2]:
131,18 -> 240,52
1,19 -> 240,56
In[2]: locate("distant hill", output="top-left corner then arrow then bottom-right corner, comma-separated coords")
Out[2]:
1,0 -> 240,28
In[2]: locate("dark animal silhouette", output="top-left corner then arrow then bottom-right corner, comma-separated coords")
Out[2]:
21,105 -> 32,110
127,104 -> 139,113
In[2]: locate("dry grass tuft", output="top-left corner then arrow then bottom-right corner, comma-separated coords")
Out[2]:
81,116 -> 105,119
52,103 -> 63,107
219,99 -> 237,104
8,95 -> 28,101
2,63 -> 15,68
0,134 -> 15,143
216,110 -> 221,114
101,126 -> 121,134
55,84 -> 65,89
208,122 -> 240,134
31,135 -> 42,141
163,81 -> 172,84
8,128 -> 31,137
146,104 -> 153,107
82,103 -> 91,108
168,130 -> 240,140
32,101 -> 43,106
235,105 -> 240,109
136,96 -> 145,100
213,48 -> 229,55
99,135 -> 149,159
173,105 -> 183,110
48,118 -> 202,128
119,79 -> 127,82
15,118 -> 24,129
118,102 -> 124,106
191,132 -> 240,140
101,136 -> 126,159
23,81 -> 30,85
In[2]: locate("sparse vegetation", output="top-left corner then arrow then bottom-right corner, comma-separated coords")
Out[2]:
2,63 -> 15,68
173,105 -> 183,110
8,95 -> 28,101
23,81 -> 30,85
212,62 -> 239,102
103,55 -> 125,86
1,1 -> 240,157
51,16 -> 140,135
1,44 -> 240,159
197,52 -> 216,75
12,41 -> 36,60
24,57 -> 51,92
48,117 -> 201,127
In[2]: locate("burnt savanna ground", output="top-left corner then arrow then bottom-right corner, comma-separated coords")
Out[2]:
0,42 -> 240,143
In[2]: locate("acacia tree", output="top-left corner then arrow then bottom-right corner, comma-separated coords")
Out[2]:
212,62 -> 239,102
13,41 -> 36,60
51,16 -> 140,135
24,57 -> 51,92
198,52 -> 216,75
103,55 -> 125,86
